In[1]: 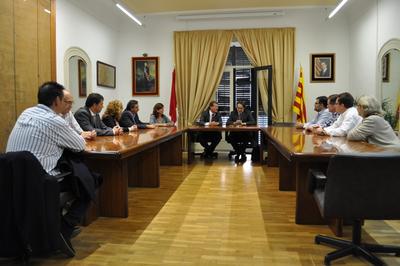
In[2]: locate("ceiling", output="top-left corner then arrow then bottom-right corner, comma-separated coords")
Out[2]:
121,0 -> 338,14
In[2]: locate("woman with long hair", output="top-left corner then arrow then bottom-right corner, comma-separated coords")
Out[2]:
102,100 -> 136,132
149,103 -> 173,126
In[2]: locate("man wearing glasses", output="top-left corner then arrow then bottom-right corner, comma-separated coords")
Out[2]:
296,96 -> 332,130
60,90 -> 96,140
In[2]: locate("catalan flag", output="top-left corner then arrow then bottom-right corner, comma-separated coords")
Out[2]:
293,66 -> 307,123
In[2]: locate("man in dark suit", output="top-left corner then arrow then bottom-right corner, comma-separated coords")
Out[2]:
119,100 -> 155,129
74,93 -> 123,136
226,101 -> 256,163
319,61 -> 330,77
198,101 -> 223,159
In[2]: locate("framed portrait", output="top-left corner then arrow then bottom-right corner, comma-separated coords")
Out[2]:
310,53 -> 335,83
97,61 -> 116,88
132,56 -> 159,96
78,59 -> 87,97
382,52 -> 390,82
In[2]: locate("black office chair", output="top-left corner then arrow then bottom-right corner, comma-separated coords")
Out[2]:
308,154 -> 400,265
0,151 -> 73,262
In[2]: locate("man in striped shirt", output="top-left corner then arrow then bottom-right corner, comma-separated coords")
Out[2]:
6,82 -> 87,257
7,82 -> 86,175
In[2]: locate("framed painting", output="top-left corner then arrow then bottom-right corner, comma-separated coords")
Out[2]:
78,59 -> 87,97
382,52 -> 390,82
97,61 -> 116,88
132,56 -> 159,96
310,53 -> 335,83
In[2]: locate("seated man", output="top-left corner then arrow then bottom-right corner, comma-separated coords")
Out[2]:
6,82 -> 89,257
119,100 -> 155,129
74,93 -> 123,136
319,94 -> 340,128
226,101 -> 256,163
61,90 -> 96,140
198,101 -> 222,159
315,92 -> 362,136
296,96 -> 331,130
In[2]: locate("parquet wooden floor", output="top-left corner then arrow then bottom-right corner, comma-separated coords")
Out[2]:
30,156 -> 400,265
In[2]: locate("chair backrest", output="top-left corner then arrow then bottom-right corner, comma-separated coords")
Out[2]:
0,151 -> 60,256
323,153 -> 400,220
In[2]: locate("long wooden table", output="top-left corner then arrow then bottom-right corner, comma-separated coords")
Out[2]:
83,126 -> 183,222
264,125 -> 393,236
187,125 -> 265,164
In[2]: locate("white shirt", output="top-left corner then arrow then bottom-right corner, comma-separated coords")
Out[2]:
6,104 -> 85,175
324,107 -> 362,137
205,110 -> 214,126
62,111 -> 83,134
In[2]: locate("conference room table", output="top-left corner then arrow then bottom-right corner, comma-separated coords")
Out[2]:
264,124 -> 396,236
82,126 -> 183,223
186,125 -> 265,164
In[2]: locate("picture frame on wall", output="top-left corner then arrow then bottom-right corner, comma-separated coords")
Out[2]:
310,53 -> 335,83
382,52 -> 390,82
132,56 -> 159,96
78,59 -> 87,97
97,61 -> 116,88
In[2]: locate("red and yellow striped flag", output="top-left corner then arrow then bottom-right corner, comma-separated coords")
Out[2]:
293,66 -> 307,123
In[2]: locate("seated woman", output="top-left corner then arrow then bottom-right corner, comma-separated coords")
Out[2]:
226,101 -> 256,163
102,100 -> 136,132
149,103 -> 173,126
347,95 -> 400,148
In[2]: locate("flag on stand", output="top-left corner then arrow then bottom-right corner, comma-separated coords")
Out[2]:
169,69 -> 177,123
293,66 -> 307,123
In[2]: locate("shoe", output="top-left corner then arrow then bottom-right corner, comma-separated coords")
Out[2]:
70,226 -> 82,239
234,155 -> 240,163
240,153 -> 247,162
58,232 -> 75,258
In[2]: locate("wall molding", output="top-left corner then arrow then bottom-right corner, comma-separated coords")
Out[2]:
63,46 -> 92,94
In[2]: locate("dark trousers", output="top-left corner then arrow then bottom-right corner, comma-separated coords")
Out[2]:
59,176 -> 90,238
228,132 -> 254,155
199,132 -> 222,155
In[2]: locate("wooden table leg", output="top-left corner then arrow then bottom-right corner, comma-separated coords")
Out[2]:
86,158 -> 129,218
187,131 -> 195,164
266,139 -> 279,167
128,146 -> 160,187
278,154 -> 296,191
160,134 -> 182,166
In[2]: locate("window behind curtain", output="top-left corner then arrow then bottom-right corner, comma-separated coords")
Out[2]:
215,45 -> 268,126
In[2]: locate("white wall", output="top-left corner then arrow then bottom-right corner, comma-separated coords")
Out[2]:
116,8 -> 350,122
349,0 -> 400,99
57,2 -> 352,122
56,0 -> 120,112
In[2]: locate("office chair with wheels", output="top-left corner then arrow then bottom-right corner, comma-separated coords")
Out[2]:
308,154 -> 400,265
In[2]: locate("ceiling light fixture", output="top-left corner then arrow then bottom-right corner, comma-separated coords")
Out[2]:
176,11 -> 284,20
328,0 -> 349,19
116,3 -> 142,26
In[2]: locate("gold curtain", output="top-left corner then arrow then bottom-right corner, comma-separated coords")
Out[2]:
233,28 -> 295,122
174,30 -> 233,128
